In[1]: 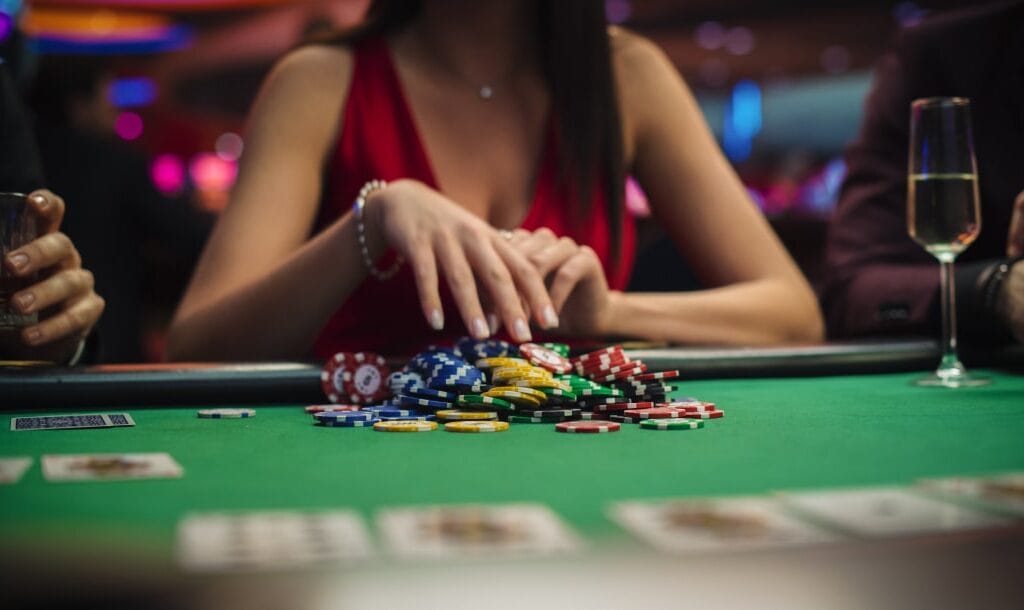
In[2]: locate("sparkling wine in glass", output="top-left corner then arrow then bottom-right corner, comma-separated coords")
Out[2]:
907,97 -> 988,387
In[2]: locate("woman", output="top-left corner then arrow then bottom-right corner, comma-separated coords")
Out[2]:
167,0 -> 822,361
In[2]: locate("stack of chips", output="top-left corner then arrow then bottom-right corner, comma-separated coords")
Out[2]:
311,341 -> 724,432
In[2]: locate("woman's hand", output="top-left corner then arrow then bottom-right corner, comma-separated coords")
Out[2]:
506,228 -> 613,337
365,180 -> 560,342
2,190 -> 104,362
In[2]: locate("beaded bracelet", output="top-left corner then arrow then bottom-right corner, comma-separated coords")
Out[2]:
352,180 -> 403,281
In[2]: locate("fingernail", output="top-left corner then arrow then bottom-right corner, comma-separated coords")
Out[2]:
7,253 -> 28,270
543,305 -> 559,329
15,292 -> 35,311
487,313 -> 500,334
514,318 -> 532,342
25,329 -> 42,344
31,193 -> 47,208
429,309 -> 444,330
472,317 -> 490,339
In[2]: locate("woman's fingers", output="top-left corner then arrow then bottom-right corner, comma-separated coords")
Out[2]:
491,236 -> 559,332
549,245 -> 602,313
526,236 -> 580,279
21,292 -> 105,347
401,235 -> 445,331
463,235 -> 537,341
434,232 -> 490,339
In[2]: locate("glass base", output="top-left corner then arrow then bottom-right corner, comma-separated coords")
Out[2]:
913,369 -> 991,388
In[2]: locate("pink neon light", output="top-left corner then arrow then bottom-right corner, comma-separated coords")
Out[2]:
114,111 -> 144,140
150,153 -> 185,195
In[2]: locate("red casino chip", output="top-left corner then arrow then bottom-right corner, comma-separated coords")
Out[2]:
321,352 -> 390,404
661,401 -> 717,412
683,409 -> 725,419
571,345 -> 624,365
619,407 -> 686,421
304,404 -> 363,414
321,352 -> 353,403
631,370 -> 680,382
590,363 -> 648,383
344,352 -> 390,404
576,351 -> 630,374
519,342 -> 573,374
555,420 -> 621,434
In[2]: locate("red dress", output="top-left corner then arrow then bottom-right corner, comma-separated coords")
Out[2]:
312,37 -> 635,358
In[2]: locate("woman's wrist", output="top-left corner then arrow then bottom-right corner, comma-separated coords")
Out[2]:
601,290 -> 628,337
353,180 -> 402,280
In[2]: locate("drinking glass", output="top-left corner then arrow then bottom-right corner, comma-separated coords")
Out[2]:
907,97 -> 989,387
0,192 -> 38,328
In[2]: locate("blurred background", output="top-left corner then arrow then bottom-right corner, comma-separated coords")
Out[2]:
0,0 -> 971,362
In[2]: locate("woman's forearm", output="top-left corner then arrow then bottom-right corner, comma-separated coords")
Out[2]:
166,212 -> 369,361
604,278 -> 824,346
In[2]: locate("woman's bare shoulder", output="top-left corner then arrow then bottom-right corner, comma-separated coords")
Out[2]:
266,43 -> 354,96
608,26 -> 673,78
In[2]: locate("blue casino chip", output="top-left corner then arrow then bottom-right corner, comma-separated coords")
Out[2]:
318,418 -> 378,427
313,410 -> 375,422
404,387 -> 459,402
396,394 -> 453,410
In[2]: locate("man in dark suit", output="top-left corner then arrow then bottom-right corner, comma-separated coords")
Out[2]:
821,2 -> 1024,344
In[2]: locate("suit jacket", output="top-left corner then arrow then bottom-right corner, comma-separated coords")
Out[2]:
0,63 -> 43,193
821,2 -> 1024,343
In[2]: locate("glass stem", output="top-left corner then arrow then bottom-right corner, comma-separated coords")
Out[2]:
938,258 -> 961,374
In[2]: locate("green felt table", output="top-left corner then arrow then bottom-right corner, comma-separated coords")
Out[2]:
2,368 -> 1023,556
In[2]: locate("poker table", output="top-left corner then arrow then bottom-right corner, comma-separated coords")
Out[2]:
2,340 -> 1024,609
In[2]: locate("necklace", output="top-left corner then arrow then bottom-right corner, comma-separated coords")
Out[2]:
479,85 -> 495,100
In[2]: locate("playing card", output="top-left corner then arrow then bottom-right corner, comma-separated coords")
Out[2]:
11,413 -> 135,431
42,453 -> 183,482
610,496 -> 840,554
377,503 -> 582,559
176,510 -> 372,572
779,486 -> 1011,537
0,457 -> 32,484
918,473 -> 1024,518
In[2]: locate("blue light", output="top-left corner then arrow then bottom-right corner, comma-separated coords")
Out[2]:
109,77 -> 158,108
30,25 -> 193,55
0,0 -> 22,17
722,79 -> 762,162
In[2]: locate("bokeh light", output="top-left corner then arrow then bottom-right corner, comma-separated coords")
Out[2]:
214,132 -> 244,162
724,26 -> 755,55
150,153 -> 185,195
108,77 -> 158,108
695,21 -> 725,50
114,111 -> 144,140
189,152 -> 238,192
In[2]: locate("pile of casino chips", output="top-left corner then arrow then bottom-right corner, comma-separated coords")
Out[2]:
308,340 -> 723,434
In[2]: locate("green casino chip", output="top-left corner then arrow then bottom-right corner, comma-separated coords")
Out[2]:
639,418 -> 703,431
456,394 -> 514,410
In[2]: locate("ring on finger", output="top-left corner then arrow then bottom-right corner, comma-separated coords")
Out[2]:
499,230 -> 514,241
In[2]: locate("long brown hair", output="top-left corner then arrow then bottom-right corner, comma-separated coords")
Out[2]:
316,0 -> 624,253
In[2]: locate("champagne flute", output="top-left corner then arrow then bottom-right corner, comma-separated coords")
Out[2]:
907,97 -> 989,387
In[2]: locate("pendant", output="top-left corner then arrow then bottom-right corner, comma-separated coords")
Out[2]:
479,85 -> 494,100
